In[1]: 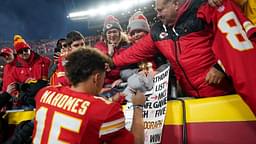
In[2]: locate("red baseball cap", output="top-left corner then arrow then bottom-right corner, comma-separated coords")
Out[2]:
0,47 -> 14,56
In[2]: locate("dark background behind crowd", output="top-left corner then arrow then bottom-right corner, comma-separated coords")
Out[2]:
0,0 -> 156,41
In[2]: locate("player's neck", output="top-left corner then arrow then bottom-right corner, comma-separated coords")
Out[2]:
70,82 -> 97,96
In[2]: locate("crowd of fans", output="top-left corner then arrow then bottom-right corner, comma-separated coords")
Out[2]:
0,36 -> 102,57
0,0 -> 255,143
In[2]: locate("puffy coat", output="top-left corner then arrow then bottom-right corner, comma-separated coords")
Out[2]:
113,0 -> 234,97
2,59 -> 16,92
6,51 -> 51,86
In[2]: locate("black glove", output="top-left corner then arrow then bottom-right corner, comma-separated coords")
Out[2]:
0,92 -> 12,108
19,80 -> 48,106
26,80 -> 48,97
4,120 -> 34,144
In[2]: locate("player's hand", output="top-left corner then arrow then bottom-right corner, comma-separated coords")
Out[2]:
205,67 -> 225,84
100,87 -> 112,94
208,0 -> 223,7
132,91 -> 146,106
112,92 -> 126,104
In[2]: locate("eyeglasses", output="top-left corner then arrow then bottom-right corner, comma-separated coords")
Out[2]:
17,48 -> 30,54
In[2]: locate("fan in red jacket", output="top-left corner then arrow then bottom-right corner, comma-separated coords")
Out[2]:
113,0 -> 256,115
113,0 -> 234,98
0,47 -> 16,92
6,35 -> 51,93
94,15 -> 130,88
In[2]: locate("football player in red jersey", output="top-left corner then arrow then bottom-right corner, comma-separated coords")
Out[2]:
32,48 -> 145,144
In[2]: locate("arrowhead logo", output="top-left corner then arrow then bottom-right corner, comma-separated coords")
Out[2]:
159,32 -> 168,39
106,24 -> 113,29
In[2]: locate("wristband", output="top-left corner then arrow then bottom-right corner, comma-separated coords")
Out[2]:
132,105 -> 144,110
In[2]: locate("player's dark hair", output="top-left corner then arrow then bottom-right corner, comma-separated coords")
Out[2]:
65,48 -> 111,86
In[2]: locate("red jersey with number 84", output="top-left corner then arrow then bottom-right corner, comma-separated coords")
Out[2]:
197,0 -> 256,114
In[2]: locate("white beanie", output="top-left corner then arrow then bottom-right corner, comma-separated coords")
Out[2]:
127,11 -> 150,34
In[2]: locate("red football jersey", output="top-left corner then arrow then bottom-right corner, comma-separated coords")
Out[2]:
32,86 -> 134,144
198,0 -> 256,114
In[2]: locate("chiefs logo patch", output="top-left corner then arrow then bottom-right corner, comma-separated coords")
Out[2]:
159,32 -> 168,39
106,24 -> 113,29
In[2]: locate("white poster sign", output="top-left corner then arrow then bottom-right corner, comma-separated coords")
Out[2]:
124,66 -> 170,144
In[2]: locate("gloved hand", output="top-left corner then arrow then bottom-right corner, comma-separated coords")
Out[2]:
123,71 -> 154,101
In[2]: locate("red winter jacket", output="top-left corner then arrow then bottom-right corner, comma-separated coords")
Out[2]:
6,51 -> 51,87
2,59 -> 16,92
113,0 -> 234,97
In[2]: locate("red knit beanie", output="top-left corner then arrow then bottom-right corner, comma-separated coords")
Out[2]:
13,34 -> 31,52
